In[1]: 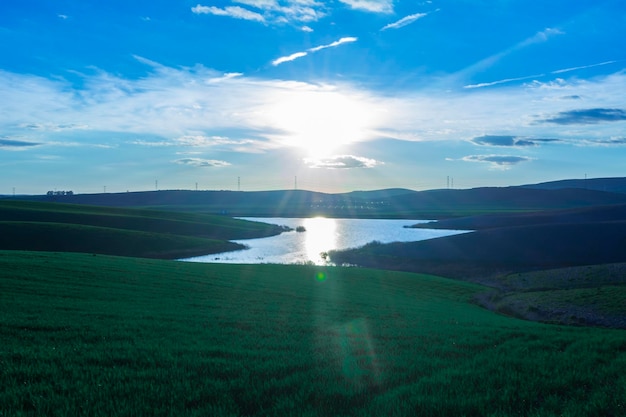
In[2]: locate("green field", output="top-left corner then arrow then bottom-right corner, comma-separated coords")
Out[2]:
0,201 -> 287,259
1,251 -> 624,416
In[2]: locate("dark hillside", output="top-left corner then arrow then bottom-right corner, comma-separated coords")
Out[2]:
330,221 -> 626,284
392,187 -> 626,215
0,222 -> 244,259
11,184 -> 626,218
414,203 -> 626,230
0,200 -> 285,240
520,177 -> 626,194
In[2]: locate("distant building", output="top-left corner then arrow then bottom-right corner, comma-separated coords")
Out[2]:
46,190 -> 73,196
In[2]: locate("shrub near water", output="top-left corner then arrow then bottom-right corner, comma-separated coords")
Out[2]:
1,251 -> 625,416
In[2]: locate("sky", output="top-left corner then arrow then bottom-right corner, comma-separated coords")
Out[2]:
1,0 -> 626,194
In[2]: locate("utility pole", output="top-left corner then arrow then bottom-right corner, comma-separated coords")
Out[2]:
155,180 -> 158,191
103,186 -> 106,193
238,177 -> 240,191
195,182 -> 198,191
294,176 -> 297,190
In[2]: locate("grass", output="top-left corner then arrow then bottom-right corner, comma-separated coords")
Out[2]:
0,221 -> 244,259
0,200 -> 289,258
477,264 -> 626,328
0,200 -> 287,240
2,251 -> 625,416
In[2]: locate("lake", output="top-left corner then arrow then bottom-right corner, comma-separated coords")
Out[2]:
181,217 -> 467,265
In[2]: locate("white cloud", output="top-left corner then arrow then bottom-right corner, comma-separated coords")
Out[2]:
339,0 -> 393,13
551,60 -> 618,75
175,158 -> 231,167
2,61 -> 626,161
457,155 -> 533,170
272,51 -> 308,66
191,5 -> 265,22
193,1 -> 326,24
235,0 -> 279,8
305,155 -> 381,169
521,27 -> 564,47
381,12 -> 427,31
272,36 -> 357,66
464,60 -> 621,89
464,73 -> 544,89
309,36 -> 357,52
301,25 -> 313,32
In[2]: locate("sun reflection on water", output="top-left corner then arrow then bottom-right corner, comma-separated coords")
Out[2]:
303,217 -> 337,265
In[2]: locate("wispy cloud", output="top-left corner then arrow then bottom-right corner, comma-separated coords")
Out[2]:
2,60 -> 626,165
551,60 -> 619,74
191,5 -> 265,22
272,37 -> 357,66
175,158 -> 231,167
520,27 -> 564,47
465,60 -> 620,89
464,74 -> 543,89
470,135 -> 559,147
272,52 -> 308,66
538,108 -> 626,125
309,37 -> 358,52
132,135 -> 270,153
339,0 -> 393,13
193,1 -> 327,24
457,27 -> 565,85
305,155 -> 381,169
381,12 -> 429,31
458,155 -> 533,169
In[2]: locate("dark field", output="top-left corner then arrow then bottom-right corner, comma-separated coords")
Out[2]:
0,200 -> 286,259
329,204 -> 626,329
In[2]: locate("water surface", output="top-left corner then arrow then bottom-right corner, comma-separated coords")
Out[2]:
182,217 -> 466,265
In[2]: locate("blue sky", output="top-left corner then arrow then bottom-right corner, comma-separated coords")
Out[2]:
1,0 -> 625,194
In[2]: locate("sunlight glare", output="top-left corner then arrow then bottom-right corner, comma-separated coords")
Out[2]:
266,87 -> 382,159
303,217 -> 337,264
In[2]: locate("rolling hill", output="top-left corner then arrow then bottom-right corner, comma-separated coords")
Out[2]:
0,200 -> 287,258
7,176 -> 626,218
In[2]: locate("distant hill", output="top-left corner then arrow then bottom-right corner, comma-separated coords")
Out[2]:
413,203 -> 626,230
519,177 -> 626,194
6,181 -> 626,218
343,188 -> 416,199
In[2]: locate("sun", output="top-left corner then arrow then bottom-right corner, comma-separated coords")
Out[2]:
266,86 -> 382,159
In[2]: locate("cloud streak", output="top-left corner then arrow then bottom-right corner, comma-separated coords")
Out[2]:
304,155 -> 381,169
465,60 -> 620,89
272,37 -> 357,66
381,12 -> 430,31
458,27 -> 564,85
